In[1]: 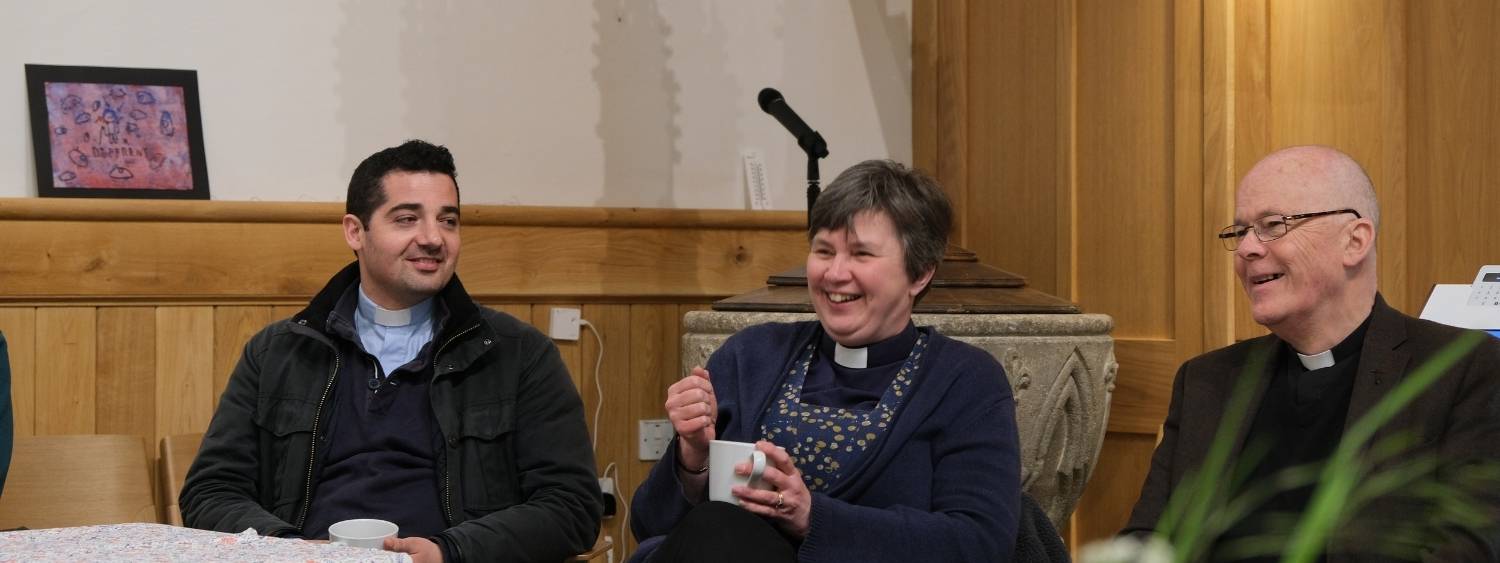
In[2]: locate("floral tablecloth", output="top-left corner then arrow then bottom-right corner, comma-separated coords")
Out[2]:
0,523 -> 411,562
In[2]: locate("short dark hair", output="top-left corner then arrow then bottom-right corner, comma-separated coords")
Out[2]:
809,159 -> 952,283
346,140 -> 459,227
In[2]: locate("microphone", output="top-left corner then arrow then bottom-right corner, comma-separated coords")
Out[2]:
758,88 -> 829,158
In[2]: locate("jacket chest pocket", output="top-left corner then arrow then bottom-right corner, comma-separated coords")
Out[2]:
255,397 -> 317,507
455,401 -> 519,513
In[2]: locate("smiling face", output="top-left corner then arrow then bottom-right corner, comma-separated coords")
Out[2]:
342,171 -> 461,309
1232,149 -> 1373,334
807,211 -> 934,347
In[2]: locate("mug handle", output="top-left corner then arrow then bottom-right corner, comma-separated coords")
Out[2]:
746,450 -> 767,487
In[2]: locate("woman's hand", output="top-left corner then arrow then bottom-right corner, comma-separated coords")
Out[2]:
665,366 -> 716,470
732,441 -> 813,539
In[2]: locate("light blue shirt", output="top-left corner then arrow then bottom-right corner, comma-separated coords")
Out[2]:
355,286 -> 435,378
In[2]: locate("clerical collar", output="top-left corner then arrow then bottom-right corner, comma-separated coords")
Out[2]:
834,344 -> 868,368
1295,350 -> 1335,371
357,286 -> 431,327
1293,311 -> 1373,371
822,323 -> 919,369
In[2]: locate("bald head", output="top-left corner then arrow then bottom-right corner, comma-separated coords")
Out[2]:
1239,145 -> 1379,229
1233,145 -> 1381,352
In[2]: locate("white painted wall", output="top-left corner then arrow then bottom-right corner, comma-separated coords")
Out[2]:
0,1 -> 912,209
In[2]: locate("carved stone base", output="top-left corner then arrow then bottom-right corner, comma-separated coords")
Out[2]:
682,311 -> 1117,526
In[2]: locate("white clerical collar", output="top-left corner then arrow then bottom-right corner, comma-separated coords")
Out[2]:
833,343 -> 868,368
358,286 -> 417,327
1296,349 -> 1335,371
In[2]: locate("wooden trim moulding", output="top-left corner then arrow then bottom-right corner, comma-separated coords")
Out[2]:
0,198 -> 805,230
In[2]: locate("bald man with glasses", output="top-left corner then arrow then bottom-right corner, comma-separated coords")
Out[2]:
1123,145 -> 1500,562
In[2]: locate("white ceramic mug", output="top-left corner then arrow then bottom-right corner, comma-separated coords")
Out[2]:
328,518 -> 399,549
709,439 -> 771,502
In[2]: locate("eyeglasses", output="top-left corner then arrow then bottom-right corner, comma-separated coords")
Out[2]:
1216,209 -> 1362,251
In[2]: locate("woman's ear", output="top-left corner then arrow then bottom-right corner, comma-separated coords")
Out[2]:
909,267 -> 937,298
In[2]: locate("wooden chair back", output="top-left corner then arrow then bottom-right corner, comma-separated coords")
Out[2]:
159,432 -> 203,526
572,530 -> 613,561
0,434 -> 156,529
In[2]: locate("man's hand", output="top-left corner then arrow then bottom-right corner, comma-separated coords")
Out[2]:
384,536 -> 443,563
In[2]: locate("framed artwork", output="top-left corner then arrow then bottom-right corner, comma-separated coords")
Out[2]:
25,64 -> 210,199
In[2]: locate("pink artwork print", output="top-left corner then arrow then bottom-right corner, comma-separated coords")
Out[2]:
45,82 -> 194,190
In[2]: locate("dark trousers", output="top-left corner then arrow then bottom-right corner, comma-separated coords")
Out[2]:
648,501 -> 797,563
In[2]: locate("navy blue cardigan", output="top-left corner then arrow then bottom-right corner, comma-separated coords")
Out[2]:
631,322 -> 1021,562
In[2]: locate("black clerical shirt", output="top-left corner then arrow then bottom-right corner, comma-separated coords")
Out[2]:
1213,314 -> 1373,562
801,323 -> 919,411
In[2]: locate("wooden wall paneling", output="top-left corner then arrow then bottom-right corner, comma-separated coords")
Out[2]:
1070,0 -> 1200,549
1266,0 -> 1408,311
1073,0 -> 1174,340
0,221 -> 347,300
1069,432 -> 1159,544
1172,0 -> 1206,358
935,0 -> 970,245
581,304 -> 631,562
1233,0 -> 1272,343
966,0 -> 1064,296
95,308 -> 156,438
212,307 -> 276,408
0,215 -> 805,303
1202,0 -> 1238,349
912,0 -> 938,175
1103,339 -> 1179,436
34,307 -> 97,435
271,306 -> 303,324
0,198 -> 805,229
1378,0 -> 1409,314
95,307 -> 160,522
623,304 -> 680,555
0,202 -> 810,542
156,307 -> 215,439
462,224 -> 795,298
538,305 -> 585,392
0,308 -> 36,437
1056,0 -> 1078,302
1407,1 -> 1500,310
487,303 -> 533,326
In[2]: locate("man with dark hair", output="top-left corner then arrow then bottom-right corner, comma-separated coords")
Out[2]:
182,140 -> 602,562
1124,146 -> 1500,561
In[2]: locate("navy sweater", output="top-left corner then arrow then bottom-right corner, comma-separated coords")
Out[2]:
631,322 -> 1021,562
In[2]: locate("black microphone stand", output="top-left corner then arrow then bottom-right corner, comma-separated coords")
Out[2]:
798,132 -> 828,226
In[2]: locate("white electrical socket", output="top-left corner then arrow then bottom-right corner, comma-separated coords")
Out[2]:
548,307 -> 580,340
638,419 -> 672,460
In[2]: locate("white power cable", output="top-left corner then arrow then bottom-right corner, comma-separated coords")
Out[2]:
579,320 -> 629,561
600,461 -> 630,562
580,319 -> 605,449
573,321 -> 621,563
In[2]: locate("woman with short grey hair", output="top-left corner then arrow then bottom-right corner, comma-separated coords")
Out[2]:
630,160 -> 1022,563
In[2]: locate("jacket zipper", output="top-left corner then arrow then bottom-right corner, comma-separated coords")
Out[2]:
295,349 -> 341,530
432,322 -> 482,527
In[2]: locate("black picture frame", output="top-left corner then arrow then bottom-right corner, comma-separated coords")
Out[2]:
25,64 -> 210,199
